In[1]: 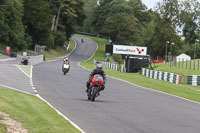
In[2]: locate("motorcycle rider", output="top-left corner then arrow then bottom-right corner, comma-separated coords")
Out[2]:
63,56 -> 70,64
62,56 -> 70,70
86,63 -> 106,93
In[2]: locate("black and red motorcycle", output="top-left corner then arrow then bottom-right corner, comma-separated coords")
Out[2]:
87,74 -> 103,101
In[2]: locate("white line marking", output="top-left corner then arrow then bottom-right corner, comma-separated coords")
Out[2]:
36,94 -> 85,133
30,65 -> 33,78
30,59 -> 85,133
0,83 -> 85,132
0,83 -> 32,95
14,65 -> 30,78
107,75 -> 200,105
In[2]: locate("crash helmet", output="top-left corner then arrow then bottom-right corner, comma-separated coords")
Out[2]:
96,63 -> 103,71
65,57 -> 68,61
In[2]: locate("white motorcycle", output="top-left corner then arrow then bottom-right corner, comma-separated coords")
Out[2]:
62,62 -> 70,75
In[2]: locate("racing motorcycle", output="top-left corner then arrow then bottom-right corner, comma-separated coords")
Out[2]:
87,74 -> 103,101
62,61 -> 70,75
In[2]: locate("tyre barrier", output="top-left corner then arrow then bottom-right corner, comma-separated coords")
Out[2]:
187,75 -> 200,86
142,68 -> 182,84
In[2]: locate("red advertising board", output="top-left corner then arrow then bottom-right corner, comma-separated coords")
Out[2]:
6,46 -> 10,55
152,60 -> 165,63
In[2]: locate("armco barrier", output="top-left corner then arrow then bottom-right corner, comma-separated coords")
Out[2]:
94,60 -> 118,71
187,75 -> 200,86
29,55 -> 44,65
142,68 -> 182,84
20,55 -> 44,65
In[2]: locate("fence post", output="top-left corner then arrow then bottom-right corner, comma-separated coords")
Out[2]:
182,58 -> 184,68
186,60 -> 187,69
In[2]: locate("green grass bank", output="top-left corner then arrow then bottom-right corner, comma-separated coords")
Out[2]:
0,53 -> 9,57
45,38 -> 76,61
77,34 -> 200,102
0,123 -> 6,133
0,88 -> 80,133
154,61 -> 200,76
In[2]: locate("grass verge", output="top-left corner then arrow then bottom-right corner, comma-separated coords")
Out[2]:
0,53 -> 9,57
16,65 -> 31,77
0,123 -> 6,133
45,39 -> 76,61
0,88 -> 80,133
154,62 -> 200,76
77,34 -> 200,102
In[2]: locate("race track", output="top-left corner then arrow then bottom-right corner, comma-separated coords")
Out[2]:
32,36 -> 200,133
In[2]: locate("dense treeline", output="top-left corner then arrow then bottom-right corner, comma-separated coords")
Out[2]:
1,0 -> 200,58
79,0 -> 200,58
0,0 -> 85,51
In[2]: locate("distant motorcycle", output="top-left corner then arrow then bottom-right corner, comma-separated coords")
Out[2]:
62,61 -> 70,75
87,74 -> 103,101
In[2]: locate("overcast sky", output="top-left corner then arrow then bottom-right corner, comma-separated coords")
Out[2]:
142,0 -> 200,9
142,0 -> 160,9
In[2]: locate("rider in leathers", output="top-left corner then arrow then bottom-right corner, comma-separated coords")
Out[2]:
86,63 -> 106,93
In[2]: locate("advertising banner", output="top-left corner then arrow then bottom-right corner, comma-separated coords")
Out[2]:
113,45 -> 147,56
6,46 -> 10,55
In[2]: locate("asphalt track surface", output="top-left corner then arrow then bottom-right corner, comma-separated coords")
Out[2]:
0,57 -> 34,94
26,36 -> 200,132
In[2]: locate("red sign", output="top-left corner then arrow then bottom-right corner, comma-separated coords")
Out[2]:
6,46 -> 10,55
153,60 -> 164,63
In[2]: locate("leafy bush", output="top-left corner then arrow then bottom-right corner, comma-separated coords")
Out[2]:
112,54 -> 123,64
53,31 -> 67,47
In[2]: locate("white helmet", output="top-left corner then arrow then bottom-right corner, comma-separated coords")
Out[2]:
96,63 -> 103,71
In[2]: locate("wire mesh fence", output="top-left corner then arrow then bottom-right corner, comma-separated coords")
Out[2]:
34,45 -> 46,55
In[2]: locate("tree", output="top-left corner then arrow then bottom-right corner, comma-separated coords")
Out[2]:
59,0 -> 85,39
0,0 -> 26,50
101,13 -> 139,45
180,0 -> 200,44
155,0 -> 181,32
49,0 -> 85,41
23,0 -> 53,48
78,0 -> 98,32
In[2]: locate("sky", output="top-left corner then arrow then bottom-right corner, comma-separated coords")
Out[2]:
142,0 -> 160,9
142,0 -> 200,9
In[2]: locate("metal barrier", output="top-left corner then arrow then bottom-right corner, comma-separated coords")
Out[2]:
93,59 -> 118,71
20,55 -> 44,65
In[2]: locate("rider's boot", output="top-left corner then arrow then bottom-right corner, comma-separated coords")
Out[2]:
86,82 -> 90,92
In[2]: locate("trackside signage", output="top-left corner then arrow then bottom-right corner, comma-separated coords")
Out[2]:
113,45 -> 147,56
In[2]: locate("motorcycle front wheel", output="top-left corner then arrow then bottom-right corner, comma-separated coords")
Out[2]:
91,87 -> 98,101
